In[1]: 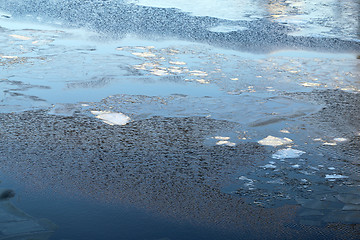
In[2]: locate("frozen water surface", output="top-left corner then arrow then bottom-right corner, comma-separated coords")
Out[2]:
1,0 -> 360,239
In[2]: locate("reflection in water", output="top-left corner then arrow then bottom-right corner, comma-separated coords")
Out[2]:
265,0 -> 360,40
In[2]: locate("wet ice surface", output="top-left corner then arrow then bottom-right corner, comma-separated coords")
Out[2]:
127,0 -> 360,41
1,1 -> 360,239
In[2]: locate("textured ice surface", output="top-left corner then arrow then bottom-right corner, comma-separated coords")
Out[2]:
272,148 -> 305,159
258,136 -> 293,147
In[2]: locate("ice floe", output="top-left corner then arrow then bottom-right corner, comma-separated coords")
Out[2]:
257,135 -> 293,147
272,148 -> 305,159
333,138 -> 348,142
325,174 -> 349,180
216,140 -> 236,147
260,163 -> 276,169
91,111 -> 130,125
323,142 -> 337,146
213,136 -> 230,140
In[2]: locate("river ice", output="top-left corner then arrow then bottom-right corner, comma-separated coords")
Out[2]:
0,0 -> 360,239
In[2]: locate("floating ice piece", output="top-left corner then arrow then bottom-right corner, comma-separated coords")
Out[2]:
132,52 -> 156,57
213,136 -> 230,140
301,82 -> 321,87
309,166 -> 319,171
272,148 -> 305,159
280,129 -> 290,134
325,174 -> 349,180
258,136 -> 293,147
48,103 -> 78,116
9,34 -> 31,40
169,61 -> 186,65
216,140 -> 236,147
313,138 -> 323,141
260,164 -> 276,169
238,176 -> 255,187
0,55 -> 18,59
323,142 -> 337,146
334,138 -> 348,142
328,167 -> 336,170
91,111 -> 130,125
238,176 -> 253,181
292,164 -> 301,168
150,68 -> 168,76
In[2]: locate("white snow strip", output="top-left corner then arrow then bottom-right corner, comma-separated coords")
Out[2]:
91,111 -> 130,125
258,136 -> 293,147
272,148 -> 305,159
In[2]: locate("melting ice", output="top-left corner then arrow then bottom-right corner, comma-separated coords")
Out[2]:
258,136 -> 293,147
91,111 -> 130,125
272,148 -> 305,159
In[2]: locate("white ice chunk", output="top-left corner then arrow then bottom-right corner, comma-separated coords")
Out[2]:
325,174 -> 349,179
260,164 -> 276,169
323,142 -> 337,146
216,140 -> 236,147
213,136 -> 230,140
258,136 -> 293,147
328,167 -> 336,170
272,148 -> 305,159
280,129 -> 290,134
334,138 -> 348,142
91,111 -> 130,125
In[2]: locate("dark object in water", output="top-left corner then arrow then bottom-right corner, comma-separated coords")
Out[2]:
0,188 -> 15,200
0,188 -> 57,239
